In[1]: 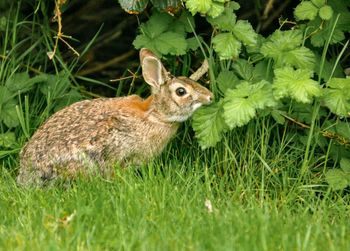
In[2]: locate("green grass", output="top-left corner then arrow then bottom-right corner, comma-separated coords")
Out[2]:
1,126 -> 350,251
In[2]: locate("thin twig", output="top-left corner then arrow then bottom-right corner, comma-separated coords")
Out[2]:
48,0 -> 79,60
189,59 -> 209,82
261,0 -> 292,31
282,113 -> 349,147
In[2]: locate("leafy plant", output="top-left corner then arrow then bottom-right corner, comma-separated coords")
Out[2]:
326,158 -> 350,190
128,0 -> 350,190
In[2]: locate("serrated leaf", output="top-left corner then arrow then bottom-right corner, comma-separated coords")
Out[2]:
185,0 -> 212,16
192,100 -> 228,149
186,37 -> 201,51
273,67 -> 321,104
294,1 -> 319,21
309,17 -> 345,47
133,12 -> 188,56
253,60 -> 272,82
311,0 -> 325,8
232,20 -> 257,47
261,30 -> 303,54
0,132 -> 17,148
283,47 -> 315,70
319,5 -> 333,20
206,4 -> 237,31
216,70 -> 239,94
340,158 -> 350,174
141,12 -> 173,38
223,95 -> 256,128
261,30 -> 315,70
177,10 -> 196,33
325,169 -> 349,190
232,59 -> 253,81
223,81 -> 276,128
249,80 -> 277,109
155,32 -> 187,55
322,78 -> 350,116
323,89 -> 350,116
327,77 -> 350,89
212,32 -> 241,59
207,1 -> 225,18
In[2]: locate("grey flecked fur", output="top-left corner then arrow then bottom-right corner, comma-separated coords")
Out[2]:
17,49 -> 213,186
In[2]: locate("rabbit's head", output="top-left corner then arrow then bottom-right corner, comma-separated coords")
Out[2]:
140,48 -> 213,122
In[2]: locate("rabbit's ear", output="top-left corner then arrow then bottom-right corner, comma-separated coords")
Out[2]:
140,49 -> 168,89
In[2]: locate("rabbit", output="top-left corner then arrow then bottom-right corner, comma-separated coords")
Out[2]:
17,48 -> 213,186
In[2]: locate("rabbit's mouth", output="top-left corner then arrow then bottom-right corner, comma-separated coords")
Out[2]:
191,102 -> 203,112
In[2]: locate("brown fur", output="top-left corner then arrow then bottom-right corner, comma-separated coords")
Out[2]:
17,49 -> 213,186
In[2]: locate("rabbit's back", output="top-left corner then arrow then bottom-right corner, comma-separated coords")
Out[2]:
18,96 -> 179,185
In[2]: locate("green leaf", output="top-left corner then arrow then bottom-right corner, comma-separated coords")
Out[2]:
5,72 -> 47,93
140,12 -> 173,38
334,122 -> 350,141
294,1 -> 319,21
325,169 -> 349,190
309,17 -> 345,47
271,110 -> 286,124
206,4 -> 237,31
340,158 -> 350,174
273,67 -> 321,104
212,32 -> 241,59
319,5 -> 333,20
223,81 -> 276,128
216,70 -> 239,94
118,0 -> 148,14
223,95 -> 256,128
322,78 -> 350,116
155,32 -> 188,55
133,12 -> 188,55
177,10 -> 196,33
0,86 -> 13,105
232,59 -> 253,81
2,100 -> 19,128
0,132 -> 17,148
192,100 -> 228,149
260,30 -> 315,70
311,0 -> 325,8
185,0 -> 212,16
261,30 -> 303,53
249,80 -> 277,109
186,37 -> 201,51
232,20 -> 257,47
314,54 -> 345,81
207,1 -> 225,18
283,47 -> 315,70
39,74 -> 70,99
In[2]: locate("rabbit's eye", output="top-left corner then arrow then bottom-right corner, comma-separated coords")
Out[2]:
175,87 -> 187,97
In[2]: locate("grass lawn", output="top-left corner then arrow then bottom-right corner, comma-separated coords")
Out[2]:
1,141 -> 349,251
